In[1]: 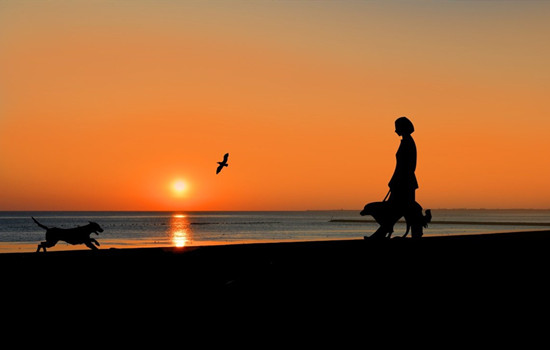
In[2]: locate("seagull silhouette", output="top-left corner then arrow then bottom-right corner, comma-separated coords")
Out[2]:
216,153 -> 229,174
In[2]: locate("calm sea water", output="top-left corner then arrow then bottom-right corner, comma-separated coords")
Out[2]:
1,210 -> 550,253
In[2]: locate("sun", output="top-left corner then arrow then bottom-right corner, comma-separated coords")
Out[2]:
172,180 -> 187,195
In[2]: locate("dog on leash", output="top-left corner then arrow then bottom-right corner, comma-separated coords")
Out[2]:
360,201 -> 431,239
32,217 -> 104,252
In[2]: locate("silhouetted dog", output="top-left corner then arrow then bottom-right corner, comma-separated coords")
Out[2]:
32,217 -> 103,252
360,202 -> 431,239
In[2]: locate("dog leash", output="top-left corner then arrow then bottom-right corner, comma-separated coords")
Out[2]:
383,189 -> 391,202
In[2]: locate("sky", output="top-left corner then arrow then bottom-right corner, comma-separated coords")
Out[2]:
1,0 -> 549,211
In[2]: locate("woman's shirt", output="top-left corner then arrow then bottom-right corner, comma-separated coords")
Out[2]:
389,136 -> 418,191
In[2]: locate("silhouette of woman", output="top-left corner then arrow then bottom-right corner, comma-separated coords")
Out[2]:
386,116 -> 427,237
388,116 -> 418,208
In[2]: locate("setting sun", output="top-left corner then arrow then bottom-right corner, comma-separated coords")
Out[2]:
172,180 -> 187,195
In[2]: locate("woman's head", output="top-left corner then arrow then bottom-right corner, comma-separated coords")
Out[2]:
395,116 -> 414,136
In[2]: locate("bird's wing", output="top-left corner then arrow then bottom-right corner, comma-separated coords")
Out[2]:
223,153 -> 229,162
216,164 -> 223,174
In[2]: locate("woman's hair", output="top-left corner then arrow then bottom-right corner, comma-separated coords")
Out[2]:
395,116 -> 414,134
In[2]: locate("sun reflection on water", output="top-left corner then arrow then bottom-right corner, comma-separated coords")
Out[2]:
170,213 -> 191,247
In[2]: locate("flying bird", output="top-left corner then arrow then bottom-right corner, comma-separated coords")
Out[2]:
216,153 -> 229,174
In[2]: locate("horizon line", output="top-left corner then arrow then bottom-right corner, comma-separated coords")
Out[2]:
1,208 -> 550,212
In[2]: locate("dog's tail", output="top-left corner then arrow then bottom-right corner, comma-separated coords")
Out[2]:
32,217 -> 49,230
424,209 -> 432,227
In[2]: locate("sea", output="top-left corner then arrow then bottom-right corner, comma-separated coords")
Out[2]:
1,210 -> 550,253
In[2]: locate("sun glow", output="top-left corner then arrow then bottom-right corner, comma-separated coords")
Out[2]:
172,180 -> 187,195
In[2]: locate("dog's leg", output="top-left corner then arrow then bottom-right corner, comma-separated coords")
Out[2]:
41,240 -> 58,252
367,226 -> 386,239
85,240 -> 99,250
90,238 -> 100,247
403,223 -> 410,238
368,224 -> 393,239
411,225 -> 423,239
37,241 -> 56,252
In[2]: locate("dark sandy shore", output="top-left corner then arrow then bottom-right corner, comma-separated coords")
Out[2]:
3,230 -> 550,336
3,230 -> 550,297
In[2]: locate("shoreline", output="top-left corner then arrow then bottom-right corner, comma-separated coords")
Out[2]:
2,229 -> 549,255
2,228 -> 549,255
3,229 -> 549,272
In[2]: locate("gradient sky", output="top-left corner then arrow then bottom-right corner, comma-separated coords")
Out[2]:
1,0 -> 549,211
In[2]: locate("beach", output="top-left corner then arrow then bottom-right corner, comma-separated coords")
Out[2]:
2,230 -> 549,343
3,230 -> 549,301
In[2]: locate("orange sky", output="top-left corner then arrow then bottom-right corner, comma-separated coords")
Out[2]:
1,1 -> 549,211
